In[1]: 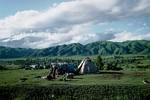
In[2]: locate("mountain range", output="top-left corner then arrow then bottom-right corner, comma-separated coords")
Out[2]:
0,40 -> 150,58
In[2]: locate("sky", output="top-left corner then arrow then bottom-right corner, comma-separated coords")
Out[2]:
0,0 -> 150,48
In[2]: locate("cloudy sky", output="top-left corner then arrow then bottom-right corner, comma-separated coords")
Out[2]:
0,0 -> 150,48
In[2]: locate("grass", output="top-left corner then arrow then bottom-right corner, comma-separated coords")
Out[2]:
0,67 -> 150,100
0,70 -> 150,100
1,84 -> 150,100
0,69 -> 150,86
0,55 -> 150,99
141,59 -> 150,64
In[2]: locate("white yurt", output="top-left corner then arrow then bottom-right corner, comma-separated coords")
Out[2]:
77,57 -> 97,74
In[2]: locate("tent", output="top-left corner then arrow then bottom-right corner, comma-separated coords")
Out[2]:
77,57 -> 98,74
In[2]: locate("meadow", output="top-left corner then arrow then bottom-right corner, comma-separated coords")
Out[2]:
0,55 -> 150,100
0,69 -> 150,86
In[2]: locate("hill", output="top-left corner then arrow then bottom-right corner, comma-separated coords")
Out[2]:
0,40 -> 150,58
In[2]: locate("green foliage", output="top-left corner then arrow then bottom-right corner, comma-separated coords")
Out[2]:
0,69 -> 150,85
95,55 -> 104,70
0,40 -> 150,58
0,85 -> 150,100
0,46 -> 38,58
0,54 -> 150,99
1,55 -> 150,71
0,67 -> 150,99
0,65 -> 7,70
104,60 -> 123,70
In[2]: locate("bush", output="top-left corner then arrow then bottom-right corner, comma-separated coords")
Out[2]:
0,85 -> 150,100
0,65 -> 7,70
95,55 -> 104,70
105,61 -> 123,70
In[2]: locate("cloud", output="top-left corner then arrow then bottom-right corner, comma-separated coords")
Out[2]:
132,0 -> 150,12
0,0 -> 150,48
111,31 -> 150,42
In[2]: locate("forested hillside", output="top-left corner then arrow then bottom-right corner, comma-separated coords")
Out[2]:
0,40 -> 149,58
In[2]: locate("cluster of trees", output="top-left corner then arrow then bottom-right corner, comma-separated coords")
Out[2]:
95,55 -> 123,70
95,55 -> 150,71
0,54 -> 149,70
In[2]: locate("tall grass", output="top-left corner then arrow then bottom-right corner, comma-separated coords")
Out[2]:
0,85 -> 150,100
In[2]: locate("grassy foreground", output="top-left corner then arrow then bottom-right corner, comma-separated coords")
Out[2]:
0,84 -> 150,100
0,69 -> 150,100
0,69 -> 150,85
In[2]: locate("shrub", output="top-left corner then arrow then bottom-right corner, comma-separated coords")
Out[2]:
0,85 -> 150,100
95,55 -> 104,70
0,65 -> 7,70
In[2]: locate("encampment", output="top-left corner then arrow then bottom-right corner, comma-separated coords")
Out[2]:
77,57 -> 98,74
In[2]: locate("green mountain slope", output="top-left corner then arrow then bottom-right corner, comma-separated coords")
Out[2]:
0,40 -> 149,58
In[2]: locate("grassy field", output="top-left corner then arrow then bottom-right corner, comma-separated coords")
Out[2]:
0,55 -> 150,99
0,69 -> 150,100
0,69 -> 150,86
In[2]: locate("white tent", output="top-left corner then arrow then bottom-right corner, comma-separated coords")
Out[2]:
77,57 -> 97,74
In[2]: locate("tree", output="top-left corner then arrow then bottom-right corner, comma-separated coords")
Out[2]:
0,65 -> 7,70
95,55 -> 104,70
105,60 -> 122,70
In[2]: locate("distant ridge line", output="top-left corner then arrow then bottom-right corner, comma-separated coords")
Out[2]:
0,40 -> 149,58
